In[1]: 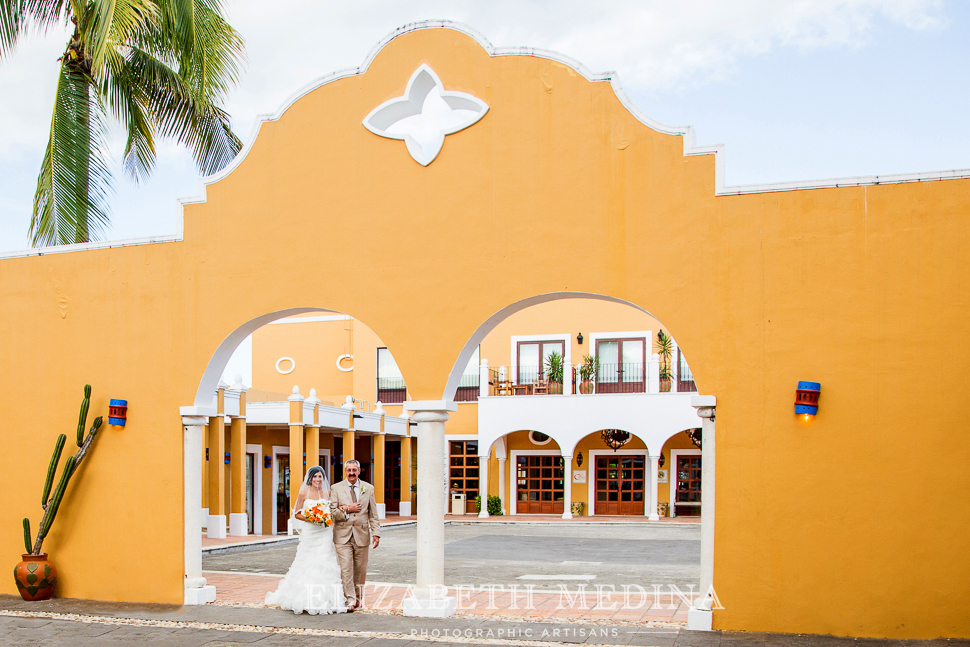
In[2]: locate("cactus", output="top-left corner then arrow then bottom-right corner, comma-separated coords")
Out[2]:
25,385 -> 109,556
22,518 -> 31,554
76,385 -> 91,447
42,435 -> 66,507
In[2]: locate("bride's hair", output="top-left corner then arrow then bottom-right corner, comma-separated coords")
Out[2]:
304,465 -> 328,489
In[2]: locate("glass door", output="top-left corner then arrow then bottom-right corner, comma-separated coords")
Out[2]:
276,454 -> 290,534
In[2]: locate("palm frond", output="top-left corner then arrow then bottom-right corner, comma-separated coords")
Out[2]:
31,61 -> 112,246
0,0 -> 71,58
82,0 -> 157,74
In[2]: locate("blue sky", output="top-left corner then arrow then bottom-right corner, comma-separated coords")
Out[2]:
0,0 -> 966,252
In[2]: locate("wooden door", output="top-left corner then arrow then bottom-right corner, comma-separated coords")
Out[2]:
275,454 -> 290,534
384,440 -> 401,514
355,436 -> 372,483
675,455 -> 702,516
594,455 -> 645,515
448,440 -> 480,513
516,455 -> 564,514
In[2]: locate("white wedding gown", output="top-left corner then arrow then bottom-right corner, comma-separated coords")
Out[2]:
264,499 -> 347,614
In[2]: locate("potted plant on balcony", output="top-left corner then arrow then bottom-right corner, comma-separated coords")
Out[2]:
655,330 -> 674,392
578,354 -> 597,394
545,351 -> 564,394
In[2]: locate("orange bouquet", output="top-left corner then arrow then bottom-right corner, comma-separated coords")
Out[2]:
303,502 -> 333,527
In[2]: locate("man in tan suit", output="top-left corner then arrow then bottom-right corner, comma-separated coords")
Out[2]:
331,459 -> 380,611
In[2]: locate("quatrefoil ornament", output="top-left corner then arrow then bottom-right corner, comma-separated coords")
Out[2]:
363,64 -> 489,166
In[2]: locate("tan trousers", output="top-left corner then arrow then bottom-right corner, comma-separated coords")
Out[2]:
334,540 -> 369,605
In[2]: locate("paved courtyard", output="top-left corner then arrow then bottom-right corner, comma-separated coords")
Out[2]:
202,521 -> 701,592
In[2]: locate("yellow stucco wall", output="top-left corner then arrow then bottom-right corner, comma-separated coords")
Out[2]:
1,25 -> 968,637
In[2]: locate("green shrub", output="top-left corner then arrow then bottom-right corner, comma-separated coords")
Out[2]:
474,495 -> 504,515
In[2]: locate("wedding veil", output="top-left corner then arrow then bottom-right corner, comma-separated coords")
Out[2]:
291,465 -> 331,527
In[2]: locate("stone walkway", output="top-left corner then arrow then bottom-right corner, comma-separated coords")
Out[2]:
203,571 -> 692,624
2,595 -> 967,647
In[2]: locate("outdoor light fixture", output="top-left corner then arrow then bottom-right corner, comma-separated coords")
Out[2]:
601,429 -> 631,451
659,453 -> 665,468
264,456 -> 271,469
108,399 -> 127,426
577,332 -> 584,345
795,381 -> 821,420
576,452 -> 583,467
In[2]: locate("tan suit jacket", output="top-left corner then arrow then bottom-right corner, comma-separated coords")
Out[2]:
331,479 -> 381,546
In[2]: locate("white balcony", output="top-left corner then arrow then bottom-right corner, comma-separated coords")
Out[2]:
477,391 -> 702,457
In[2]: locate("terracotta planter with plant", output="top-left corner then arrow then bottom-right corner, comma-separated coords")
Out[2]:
655,331 -> 674,392
545,351 -> 564,395
16,385 -> 105,601
14,553 -> 56,601
579,354 -> 597,394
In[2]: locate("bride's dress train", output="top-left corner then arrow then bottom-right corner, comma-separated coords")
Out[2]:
264,499 -> 347,614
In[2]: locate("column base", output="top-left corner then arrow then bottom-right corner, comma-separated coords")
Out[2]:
561,511 -> 573,519
206,514 -> 227,539
687,607 -> 713,631
201,508 -> 209,530
376,503 -> 386,519
399,502 -> 412,516
228,513 -> 248,536
184,585 -> 216,605
648,513 -> 661,521
402,596 -> 458,617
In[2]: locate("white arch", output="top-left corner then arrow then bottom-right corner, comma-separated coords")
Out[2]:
441,292 -> 661,402
193,307 -> 337,407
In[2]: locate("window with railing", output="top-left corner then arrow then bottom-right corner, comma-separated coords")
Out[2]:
377,347 -> 406,403
455,347 -> 480,402
516,340 -> 564,385
596,338 -> 645,393
677,348 -> 697,392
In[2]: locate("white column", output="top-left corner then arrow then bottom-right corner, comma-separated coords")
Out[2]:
478,452 -> 490,518
403,401 -> 458,618
497,458 -> 506,514
688,395 -> 716,631
479,359 -> 489,398
648,353 -> 660,393
561,455 -> 573,519
564,360 -> 573,395
181,412 -> 216,605
648,455 -> 661,521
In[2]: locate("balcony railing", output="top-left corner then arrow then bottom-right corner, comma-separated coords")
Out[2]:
377,376 -> 406,404
596,362 -> 645,393
481,354 -> 695,396
455,372 -> 480,402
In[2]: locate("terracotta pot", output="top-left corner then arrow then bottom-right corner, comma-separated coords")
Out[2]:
549,381 -> 563,394
579,380 -> 594,394
14,553 -> 56,601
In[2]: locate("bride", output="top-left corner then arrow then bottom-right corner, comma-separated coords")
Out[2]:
264,465 -> 347,614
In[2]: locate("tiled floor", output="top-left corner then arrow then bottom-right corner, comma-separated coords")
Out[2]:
204,571 -> 691,624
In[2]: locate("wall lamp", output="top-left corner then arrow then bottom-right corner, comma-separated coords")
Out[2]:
577,332 -> 584,345
576,452 -> 583,467
795,381 -> 821,420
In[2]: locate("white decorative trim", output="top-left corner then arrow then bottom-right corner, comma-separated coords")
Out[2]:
245,443 -> 263,536
3,20 -> 970,263
509,333 -> 572,385
669,449 -> 702,519
268,314 -> 352,325
508,449 -> 562,516
336,354 -> 354,372
529,430 -> 553,446
585,449 -> 649,517
363,64 -> 489,166
275,357 -> 295,375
